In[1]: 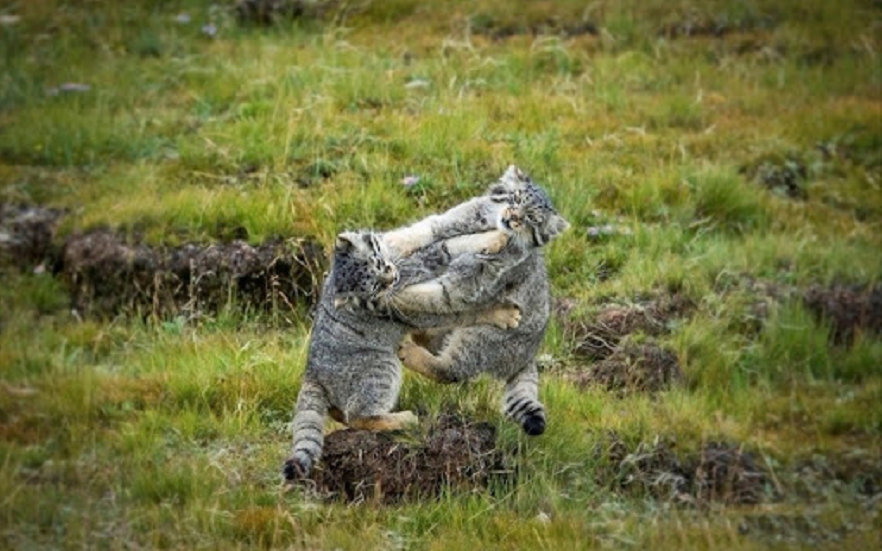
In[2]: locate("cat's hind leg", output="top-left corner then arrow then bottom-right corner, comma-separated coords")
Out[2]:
284,380 -> 329,480
341,363 -> 416,431
503,363 -> 546,436
398,332 -> 474,384
347,411 -> 419,431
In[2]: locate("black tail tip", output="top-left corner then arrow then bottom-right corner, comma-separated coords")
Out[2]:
522,414 -> 546,436
283,457 -> 310,481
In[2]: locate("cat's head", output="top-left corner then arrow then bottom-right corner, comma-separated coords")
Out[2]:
487,165 -> 570,247
331,231 -> 399,309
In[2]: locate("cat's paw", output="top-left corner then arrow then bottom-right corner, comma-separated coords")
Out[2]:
482,231 -> 510,254
398,339 -> 424,367
395,410 -> 419,427
283,455 -> 312,481
383,233 -> 403,251
522,413 -> 546,436
488,304 -> 521,329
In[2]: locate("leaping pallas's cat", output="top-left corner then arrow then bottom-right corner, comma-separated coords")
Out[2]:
397,165 -> 569,436
284,229 -> 519,479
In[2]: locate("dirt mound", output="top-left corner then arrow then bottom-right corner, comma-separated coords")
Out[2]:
235,0 -> 329,24
598,433 -> 770,505
573,344 -> 682,394
308,415 -> 508,504
802,284 -> 882,345
570,294 -> 694,360
792,451 -> 882,498
611,436 -> 692,500
691,441 -> 768,504
716,276 -> 882,344
61,229 -> 324,317
657,11 -> 779,39
469,14 -> 598,40
0,204 -> 63,269
740,153 -> 808,199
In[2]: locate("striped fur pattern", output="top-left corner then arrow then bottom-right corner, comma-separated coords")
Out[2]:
284,228 -> 521,480
503,364 -> 545,435
285,380 -> 328,478
398,166 -> 569,436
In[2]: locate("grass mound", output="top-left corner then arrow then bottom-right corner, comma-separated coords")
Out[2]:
599,433 -> 771,505
803,284 -> 882,345
308,415 -> 508,504
0,205 -> 62,268
61,230 -> 324,317
573,343 -> 682,394
568,294 -> 694,360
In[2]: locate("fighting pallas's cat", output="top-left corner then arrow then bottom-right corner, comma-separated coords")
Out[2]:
284,228 -> 518,479
396,166 -> 569,436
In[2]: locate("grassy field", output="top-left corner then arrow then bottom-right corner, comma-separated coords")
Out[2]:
1,0 -> 880,548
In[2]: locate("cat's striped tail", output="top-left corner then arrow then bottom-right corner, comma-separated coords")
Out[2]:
503,364 -> 546,436
283,380 -> 328,480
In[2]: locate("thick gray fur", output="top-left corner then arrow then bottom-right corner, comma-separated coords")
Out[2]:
397,165 -> 570,437
284,229 -> 519,480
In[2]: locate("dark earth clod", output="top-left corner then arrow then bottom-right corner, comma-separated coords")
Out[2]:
60,229 -> 324,317
568,294 -> 694,361
740,153 -> 808,199
803,284 -> 882,345
598,433 -> 771,505
573,343 -> 682,394
306,415 -> 509,504
235,0 -> 330,25
0,204 -> 63,269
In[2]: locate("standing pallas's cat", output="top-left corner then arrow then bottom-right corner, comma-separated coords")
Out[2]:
397,166 -> 569,436
284,229 -> 518,479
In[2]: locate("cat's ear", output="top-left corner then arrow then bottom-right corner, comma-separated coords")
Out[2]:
504,164 -> 530,182
503,164 -> 520,180
335,232 -> 357,253
546,214 -> 570,238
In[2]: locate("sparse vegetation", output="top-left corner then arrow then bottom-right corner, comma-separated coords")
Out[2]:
1,0 -> 880,548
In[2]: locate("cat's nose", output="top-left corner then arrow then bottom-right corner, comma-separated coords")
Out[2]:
506,209 -> 522,229
380,265 -> 396,283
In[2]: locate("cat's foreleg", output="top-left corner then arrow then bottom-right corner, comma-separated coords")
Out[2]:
393,300 -> 520,331
442,229 -> 509,256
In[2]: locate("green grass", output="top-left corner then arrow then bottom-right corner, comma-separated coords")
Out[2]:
1,0 -> 881,548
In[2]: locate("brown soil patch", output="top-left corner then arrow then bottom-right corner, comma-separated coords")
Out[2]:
235,0 -> 331,24
716,276 -> 881,345
569,294 -> 694,360
60,229 -> 324,317
308,415 -> 509,504
691,441 -> 769,504
802,284 -> 882,345
740,153 -> 808,199
793,451 -> 882,498
657,12 -> 778,39
470,15 -> 598,40
551,296 -> 578,320
572,344 -> 682,394
0,204 -> 62,269
0,415 -> 51,445
598,433 -> 770,505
